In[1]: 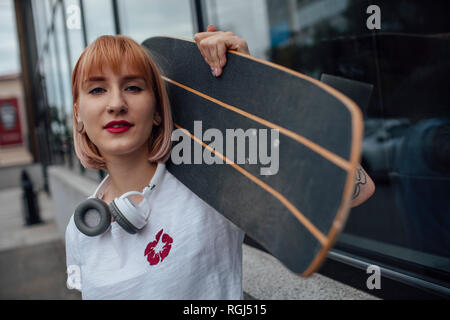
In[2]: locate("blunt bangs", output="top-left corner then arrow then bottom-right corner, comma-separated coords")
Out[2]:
73,35 -> 154,104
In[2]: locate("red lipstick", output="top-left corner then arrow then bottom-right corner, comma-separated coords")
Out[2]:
104,120 -> 133,133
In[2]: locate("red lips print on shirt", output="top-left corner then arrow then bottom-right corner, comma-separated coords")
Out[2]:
144,229 -> 173,266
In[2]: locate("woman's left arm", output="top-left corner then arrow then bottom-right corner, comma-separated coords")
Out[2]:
194,25 -> 250,77
351,164 -> 375,207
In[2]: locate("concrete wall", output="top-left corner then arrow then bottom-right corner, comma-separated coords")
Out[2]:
48,166 -> 98,240
0,163 -> 44,190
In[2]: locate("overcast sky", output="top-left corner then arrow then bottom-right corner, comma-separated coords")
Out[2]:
0,0 -> 20,76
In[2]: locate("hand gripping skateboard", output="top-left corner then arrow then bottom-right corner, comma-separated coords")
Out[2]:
142,36 -> 363,277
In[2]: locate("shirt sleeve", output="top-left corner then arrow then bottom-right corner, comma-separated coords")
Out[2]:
65,215 -> 82,292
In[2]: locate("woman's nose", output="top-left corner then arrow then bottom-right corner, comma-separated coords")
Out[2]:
107,90 -> 127,114
107,104 -> 127,114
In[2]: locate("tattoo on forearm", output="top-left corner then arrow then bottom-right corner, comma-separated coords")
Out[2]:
352,165 -> 367,200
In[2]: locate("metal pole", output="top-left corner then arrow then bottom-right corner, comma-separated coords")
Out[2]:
79,0 -> 88,46
111,0 -> 121,35
192,0 -> 205,32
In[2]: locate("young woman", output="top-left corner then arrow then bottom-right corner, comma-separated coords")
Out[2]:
66,26 -> 374,300
66,26 -> 251,300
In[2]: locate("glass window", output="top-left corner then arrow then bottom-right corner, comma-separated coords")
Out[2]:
54,2 -> 76,167
54,4 -> 72,117
205,0 -> 450,289
0,0 -> 21,74
31,0 -> 48,54
41,36 -> 63,165
203,0 -> 271,59
64,0 -> 86,70
48,32 -> 63,120
117,0 -> 194,44
42,44 -> 56,109
82,0 -> 116,44
43,0 -> 53,29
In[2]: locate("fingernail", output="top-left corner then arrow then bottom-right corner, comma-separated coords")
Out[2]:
211,68 -> 218,77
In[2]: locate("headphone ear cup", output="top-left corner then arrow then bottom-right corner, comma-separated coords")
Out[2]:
109,200 -> 139,234
74,198 -> 112,236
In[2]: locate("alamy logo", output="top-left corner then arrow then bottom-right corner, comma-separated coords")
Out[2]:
366,5 -> 381,30
171,121 -> 280,176
67,265 -> 81,290
66,4 -> 81,30
366,265 -> 381,290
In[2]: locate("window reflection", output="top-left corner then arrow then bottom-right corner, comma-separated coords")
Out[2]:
204,0 -> 270,59
82,0 -> 115,44
392,118 -> 450,257
43,44 -> 56,110
45,34 -> 65,164
54,5 -> 72,116
43,0 -> 53,30
54,4 -> 75,167
117,0 -> 194,44
31,0 -> 48,53
289,0 -> 449,280
64,0 -> 86,71
48,36 -> 62,115
204,0 -> 450,284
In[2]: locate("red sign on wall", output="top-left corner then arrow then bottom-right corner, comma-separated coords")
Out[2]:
0,98 -> 23,146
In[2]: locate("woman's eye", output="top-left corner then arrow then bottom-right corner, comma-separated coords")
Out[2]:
89,87 -> 105,95
126,86 -> 143,92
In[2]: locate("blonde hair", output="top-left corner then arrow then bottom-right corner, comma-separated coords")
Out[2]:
72,35 -> 173,169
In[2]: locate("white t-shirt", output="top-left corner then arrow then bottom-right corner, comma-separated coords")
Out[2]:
65,162 -> 245,300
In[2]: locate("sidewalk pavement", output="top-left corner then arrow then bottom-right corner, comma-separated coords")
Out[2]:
0,185 -> 377,300
0,187 -> 81,299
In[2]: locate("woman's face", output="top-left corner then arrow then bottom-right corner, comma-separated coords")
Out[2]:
76,64 -> 159,159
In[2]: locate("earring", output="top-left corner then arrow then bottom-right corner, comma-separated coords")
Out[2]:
76,121 -> 85,134
153,114 -> 161,126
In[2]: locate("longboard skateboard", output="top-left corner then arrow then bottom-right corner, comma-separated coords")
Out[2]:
142,36 -> 363,277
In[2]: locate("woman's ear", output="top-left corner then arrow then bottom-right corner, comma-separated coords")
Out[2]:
74,103 -> 85,134
74,103 -> 80,121
153,112 -> 161,126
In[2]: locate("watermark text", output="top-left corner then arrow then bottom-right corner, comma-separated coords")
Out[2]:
171,121 -> 280,176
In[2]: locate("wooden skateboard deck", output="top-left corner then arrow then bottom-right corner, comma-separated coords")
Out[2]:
142,36 -> 363,277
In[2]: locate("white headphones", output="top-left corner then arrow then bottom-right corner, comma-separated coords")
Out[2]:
74,163 -> 165,236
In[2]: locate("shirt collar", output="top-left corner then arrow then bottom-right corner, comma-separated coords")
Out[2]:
92,162 -> 166,200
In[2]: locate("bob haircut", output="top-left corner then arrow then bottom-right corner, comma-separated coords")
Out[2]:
72,35 -> 173,170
